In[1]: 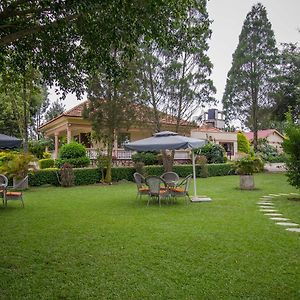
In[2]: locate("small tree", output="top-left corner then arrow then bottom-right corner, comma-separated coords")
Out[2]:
237,132 -> 250,153
282,112 -> 300,189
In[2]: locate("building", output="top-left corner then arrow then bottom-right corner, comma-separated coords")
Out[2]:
39,101 -> 195,161
191,125 -> 238,159
244,129 -> 285,153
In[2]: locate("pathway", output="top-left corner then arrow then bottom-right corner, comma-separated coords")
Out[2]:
258,193 -> 300,233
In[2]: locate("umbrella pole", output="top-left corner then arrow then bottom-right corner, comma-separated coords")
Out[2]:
192,152 -> 197,197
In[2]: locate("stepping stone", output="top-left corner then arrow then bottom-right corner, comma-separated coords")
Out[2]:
278,193 -> 289,196
276,222 -> 299,227
262,196 -> 273,198
260,209 -> 278,212
290,193 -> 300,195
257,202 -> 273,205
259,206 -> 275,209
286,228 -> 300,233
264,213 -> 283,216
268,194 -> 278,196
270,217 -> 290,221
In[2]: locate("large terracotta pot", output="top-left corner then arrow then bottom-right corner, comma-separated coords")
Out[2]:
239,175 -> 255,190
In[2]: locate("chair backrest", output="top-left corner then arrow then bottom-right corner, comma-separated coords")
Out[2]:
0,174 -> 8,187
146,176 -> 166,195
161,172 -> 179,184
178,174 -> 192,192
13,176 -> 28,189
133,172 -> 145,188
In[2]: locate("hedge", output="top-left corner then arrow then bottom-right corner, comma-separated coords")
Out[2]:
39,159 -> 55,169
28,163 -> 236,186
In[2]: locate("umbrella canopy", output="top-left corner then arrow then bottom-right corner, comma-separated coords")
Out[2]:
124,131 -> 206,151
0,134 -> 22,149
125,131 -> 209,201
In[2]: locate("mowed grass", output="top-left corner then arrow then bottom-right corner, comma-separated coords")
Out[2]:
0,173 -> 299,299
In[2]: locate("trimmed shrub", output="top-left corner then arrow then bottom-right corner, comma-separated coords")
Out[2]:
28,168 -> 60,186
111,166 -> 136,182
131,152 -> 158,165
74,168 -> 101,185
237,132 -> 250,153
55,157 -> 90,168
207,163 -> 235,177
59,142 -> 86,159
39,158 -> 54,169
57,142 -> 90,168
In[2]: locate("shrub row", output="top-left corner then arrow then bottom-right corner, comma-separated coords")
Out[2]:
28,163 -> 235,186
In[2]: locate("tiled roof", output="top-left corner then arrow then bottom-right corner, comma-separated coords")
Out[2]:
244,129 -> 284,140
40,100 -> 193,129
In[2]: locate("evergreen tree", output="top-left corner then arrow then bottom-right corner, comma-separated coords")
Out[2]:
222,3 -> 279,150
45,100 -> 65,122
271,43 -> 300,123
237,132 -> 250,153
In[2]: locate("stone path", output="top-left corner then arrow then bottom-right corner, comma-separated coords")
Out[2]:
258,193 -> 300,234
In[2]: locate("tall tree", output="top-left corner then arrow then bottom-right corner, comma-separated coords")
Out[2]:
0,0 -> 197,97
271,43 -> 300,123
83,54 -> 141,183
222,3 -> 279,150
0,62 -> 45,151
45,99 -> 65,122
138,1 -> 215,169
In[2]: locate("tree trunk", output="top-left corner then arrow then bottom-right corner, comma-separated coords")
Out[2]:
105,135 -> 114,183
23,76 -> 29,153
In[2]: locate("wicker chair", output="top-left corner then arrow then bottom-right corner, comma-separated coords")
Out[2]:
145,176 -> 170,206
133,172 -> 149,200
161,172 -> 179,187
5,176 -> 28,208
0,174 -> 8,206
170,174 -> 192,204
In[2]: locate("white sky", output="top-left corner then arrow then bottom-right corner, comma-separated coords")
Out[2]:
49,0 -> 300,112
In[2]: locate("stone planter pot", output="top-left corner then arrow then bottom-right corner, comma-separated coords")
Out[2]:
239,175 -> 255,190
13,177 -> 28,190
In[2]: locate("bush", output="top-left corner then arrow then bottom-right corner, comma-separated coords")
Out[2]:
57,142 -> 90,168
55,156 -> 90,168
237,132 -> 250,153
59,142 -> 86,159
131,152 -> 158,165
28,168 -> 60,186
39,158 -> 54,169
73,168 -> 101,185
282,113 -> 300,189
195,143 -> 226,164
234,155 -> 264,175
29,139 -> 53,159
207,163 -> 235,177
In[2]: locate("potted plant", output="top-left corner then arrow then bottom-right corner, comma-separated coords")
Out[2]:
235,154 -> 264,190
0,153 -> 36,189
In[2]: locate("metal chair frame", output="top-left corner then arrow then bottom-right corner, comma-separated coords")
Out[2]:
145,176 -> 170,206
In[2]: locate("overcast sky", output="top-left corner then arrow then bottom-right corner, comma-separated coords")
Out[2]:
49,0 -> 300,112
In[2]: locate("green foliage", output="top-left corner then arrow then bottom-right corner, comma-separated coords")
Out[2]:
96,154 -> 109,182
42,152 -> 51,159
28,168 -> 60,186
29,139 -> 52,159
0,151 -> 16,166
195,143 -> 226,164
237,132 -> 250,153
0,152 -> 36,179
57,142 -> 90,168
111,167 -> 136,182
45,99 -> 65,121
282,113 -> 300,189
272,43 -> 300,122
39,159 -> 55,169
197,155 -> 208,178
131,152 -> 158,165
55,157 -> 90,168
256,139 -> 285,162
73,168 -> 101,186
222,3 -> 279,149
235,155 -> 264,175
59,142 -> 86,159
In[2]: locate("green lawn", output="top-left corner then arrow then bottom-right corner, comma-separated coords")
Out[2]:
0,173 -> 299,299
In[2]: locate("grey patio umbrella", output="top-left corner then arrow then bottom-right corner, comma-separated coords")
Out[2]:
125,131 -> 211,201
0,134 -> 22,149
